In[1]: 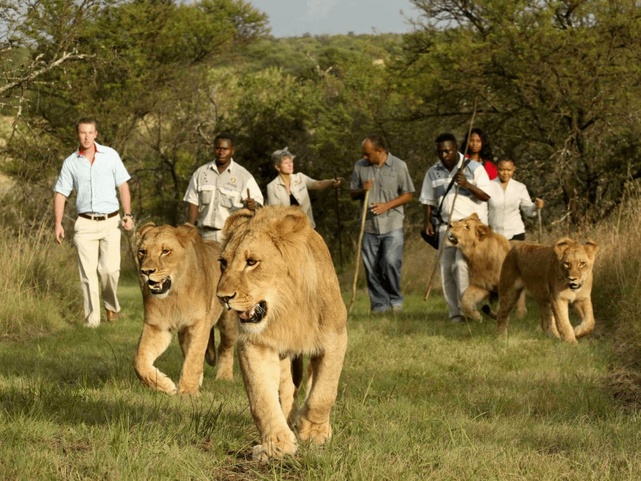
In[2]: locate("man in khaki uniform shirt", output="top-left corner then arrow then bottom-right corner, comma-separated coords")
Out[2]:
184,133 -> 263,242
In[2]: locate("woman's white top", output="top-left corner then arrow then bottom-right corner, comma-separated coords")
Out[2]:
487,178 -> 537,239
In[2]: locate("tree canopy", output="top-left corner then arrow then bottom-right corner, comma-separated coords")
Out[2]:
1,0 -> 641,255
403,0 -> 641,224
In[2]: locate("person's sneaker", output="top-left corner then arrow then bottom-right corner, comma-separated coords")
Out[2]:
391,305 -> 403,313
106,309 -> 118,322
449,315 -> 465,323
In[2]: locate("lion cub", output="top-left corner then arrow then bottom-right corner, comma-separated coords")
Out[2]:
134,223 -> 238,395
496,237 -> 598,343
217,206 -> 348,462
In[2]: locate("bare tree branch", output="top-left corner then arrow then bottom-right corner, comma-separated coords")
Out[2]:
0,50 -> 92,96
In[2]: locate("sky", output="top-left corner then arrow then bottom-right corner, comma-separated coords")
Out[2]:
247,0 -> 419,38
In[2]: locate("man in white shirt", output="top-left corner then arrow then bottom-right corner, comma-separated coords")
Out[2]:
419,133 -> 491,322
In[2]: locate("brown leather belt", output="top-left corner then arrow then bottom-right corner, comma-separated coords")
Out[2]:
78,211 -> 119,221
202,226 -> 220,231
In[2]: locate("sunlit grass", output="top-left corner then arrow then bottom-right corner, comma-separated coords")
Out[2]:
2,197 -> 641,478
0,225 -> 82,340
2,278 -> 641,480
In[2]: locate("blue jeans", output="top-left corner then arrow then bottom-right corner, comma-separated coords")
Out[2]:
361,229 -> 404,312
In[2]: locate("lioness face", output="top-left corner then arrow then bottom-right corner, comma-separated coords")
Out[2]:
217,234 -> 284,334
554,240 -> 598,291
448,213 -> 485,247
137,228 -> 187,299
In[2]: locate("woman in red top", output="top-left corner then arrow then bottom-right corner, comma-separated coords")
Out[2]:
461,127 -> 498,180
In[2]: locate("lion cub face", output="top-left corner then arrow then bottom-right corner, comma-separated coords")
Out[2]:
553,239 -> 598,291
448,212 -> 489,247
137,224 -> 199,299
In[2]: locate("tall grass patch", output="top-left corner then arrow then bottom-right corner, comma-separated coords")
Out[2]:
0,225 -> 82,340
591,195 -> 641,406
3,199 -> 641,478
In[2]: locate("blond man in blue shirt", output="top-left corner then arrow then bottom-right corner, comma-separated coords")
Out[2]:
53,118 -> 134,328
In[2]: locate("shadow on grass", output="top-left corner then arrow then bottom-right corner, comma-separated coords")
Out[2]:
0,381 -> 250,450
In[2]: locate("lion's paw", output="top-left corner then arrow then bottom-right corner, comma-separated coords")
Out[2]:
252,430 -> 298,462
140,372 -> 177,395
177,386 -> 200,396
215,366 -> 233,381
297,415 -> 332,445
463,311 -> 482,323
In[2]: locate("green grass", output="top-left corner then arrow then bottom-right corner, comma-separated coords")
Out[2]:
0,225 -> 82,340
1,280 -> 641,480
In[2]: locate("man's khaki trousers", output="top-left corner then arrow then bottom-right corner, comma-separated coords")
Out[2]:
73,215 -> 121,326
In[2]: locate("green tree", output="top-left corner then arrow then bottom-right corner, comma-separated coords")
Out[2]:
403,0 -> 641,224
1,0 -> 269,226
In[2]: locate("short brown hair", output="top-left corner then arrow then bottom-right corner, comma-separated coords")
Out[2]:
76,117 -> 98,133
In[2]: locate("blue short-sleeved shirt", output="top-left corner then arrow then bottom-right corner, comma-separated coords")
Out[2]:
54,142 -> 131,214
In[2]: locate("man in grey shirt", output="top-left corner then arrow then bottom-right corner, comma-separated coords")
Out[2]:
350,134 -> 415,313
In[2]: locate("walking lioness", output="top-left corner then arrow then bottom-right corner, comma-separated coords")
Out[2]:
448,213 -> 526,321
134,223 -> 237,395
496,237 -> 599,343
217,206 -> 348,462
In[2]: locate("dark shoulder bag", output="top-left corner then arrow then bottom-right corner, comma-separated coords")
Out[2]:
420,202 -> 444,250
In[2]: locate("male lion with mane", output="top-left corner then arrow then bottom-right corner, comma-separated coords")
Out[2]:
134,223 -> 238,395
448,213 -> 525,321
216,206 -> 348,462
496,237 -> 599,343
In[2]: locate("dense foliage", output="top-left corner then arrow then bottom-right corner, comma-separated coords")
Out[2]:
405,0 -> 641,225
2,0 -> 641,250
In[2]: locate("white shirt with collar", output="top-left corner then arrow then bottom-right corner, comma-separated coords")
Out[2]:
419,153 -> 491,225
486,178 -> 537,239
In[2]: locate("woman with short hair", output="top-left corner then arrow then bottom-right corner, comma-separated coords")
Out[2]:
266,147 -> 342,228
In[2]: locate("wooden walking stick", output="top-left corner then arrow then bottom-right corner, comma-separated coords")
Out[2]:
348,188 -> 370,315
334,174 -> 344,268
537,208 -> 542,243
424,188 -> 459,301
